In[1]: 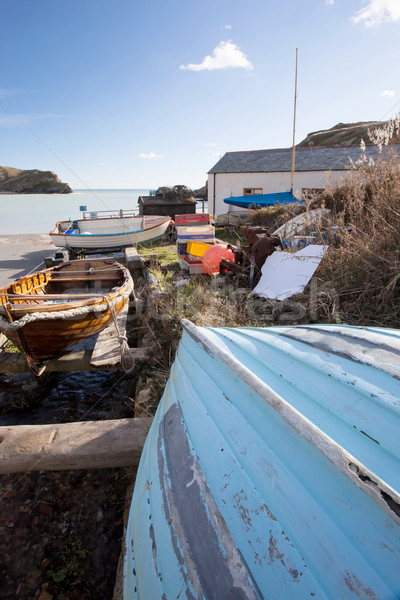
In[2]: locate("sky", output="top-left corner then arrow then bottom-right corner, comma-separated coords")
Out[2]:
1,0 -> 399,191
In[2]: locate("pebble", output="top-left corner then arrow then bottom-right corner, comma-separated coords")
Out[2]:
37,591 -> 53,600
39,503 -> 54,517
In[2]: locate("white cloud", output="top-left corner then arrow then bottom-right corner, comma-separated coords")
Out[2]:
204,142 -> 217,146
352,0 -> 400,26
179,41 -> 253,72
224,24 -> 232,29
380,89 -> 395,97
325,0 -> 334,5
138,152 -> 165,159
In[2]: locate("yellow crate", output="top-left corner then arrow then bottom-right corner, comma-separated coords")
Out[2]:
186,241 -> 213,257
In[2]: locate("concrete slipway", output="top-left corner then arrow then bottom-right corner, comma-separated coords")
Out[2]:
0,234 -> 54,286
124,320 -> 400,600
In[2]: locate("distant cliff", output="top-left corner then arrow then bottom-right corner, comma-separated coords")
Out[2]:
0,166 -> 72,194
297,121 -> 400,148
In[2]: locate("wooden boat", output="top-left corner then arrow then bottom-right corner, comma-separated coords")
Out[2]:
0,258 -> 133,374
272,207 -> 331,239
50,210 -> 172,252
124,320 -> 400,599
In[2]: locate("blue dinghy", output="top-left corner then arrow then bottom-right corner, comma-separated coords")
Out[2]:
124,321 -> 400,599
223,191 -> 299,209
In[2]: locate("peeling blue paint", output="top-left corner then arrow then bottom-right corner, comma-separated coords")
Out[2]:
124,322 -> 400,599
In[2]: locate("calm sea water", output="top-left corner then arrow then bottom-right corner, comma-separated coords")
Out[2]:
0,189 -> 151,235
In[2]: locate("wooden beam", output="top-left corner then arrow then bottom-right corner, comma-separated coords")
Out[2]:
0,347 -> 149,373
90,303 -> 128,367
0,417 -> 152,474
124,247 -> 145,270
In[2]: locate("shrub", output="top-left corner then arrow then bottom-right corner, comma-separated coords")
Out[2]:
249,203 -> 305,231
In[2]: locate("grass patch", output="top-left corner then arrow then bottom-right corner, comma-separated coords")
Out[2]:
1,340 -> 20,353
138,242 -> 177,265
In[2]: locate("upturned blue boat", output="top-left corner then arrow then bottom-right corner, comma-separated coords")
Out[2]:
223,190 -> 298,209
124,321 -> 400,599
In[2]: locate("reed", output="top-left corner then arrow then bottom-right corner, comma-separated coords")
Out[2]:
317,147 -> 400,326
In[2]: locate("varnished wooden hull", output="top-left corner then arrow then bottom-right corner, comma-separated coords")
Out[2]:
0,258 -> 133,372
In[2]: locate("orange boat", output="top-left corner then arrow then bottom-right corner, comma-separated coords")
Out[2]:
0,258 -> 133,374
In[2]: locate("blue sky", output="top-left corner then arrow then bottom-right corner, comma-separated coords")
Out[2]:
1,0 -> 399,190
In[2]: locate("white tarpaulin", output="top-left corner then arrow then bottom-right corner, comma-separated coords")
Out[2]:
253,245 -> 327,300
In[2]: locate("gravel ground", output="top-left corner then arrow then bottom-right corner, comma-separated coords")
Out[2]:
0,366 -> 137,600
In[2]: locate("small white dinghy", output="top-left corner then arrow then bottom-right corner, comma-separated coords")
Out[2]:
50,210 -> 172,252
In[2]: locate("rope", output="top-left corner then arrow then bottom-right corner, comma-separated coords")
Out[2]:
103,296 -> 135,372
0,283 -> 133,332
0,278 -> 135,372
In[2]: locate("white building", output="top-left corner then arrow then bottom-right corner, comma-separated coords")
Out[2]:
207,145 -> 397,217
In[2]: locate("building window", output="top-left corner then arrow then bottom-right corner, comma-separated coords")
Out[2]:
243,188 -> 263,196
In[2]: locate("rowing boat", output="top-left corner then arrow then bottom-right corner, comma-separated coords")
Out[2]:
124,320 -> 400,599
0,258 -> 133,374
49,210 -> 172,252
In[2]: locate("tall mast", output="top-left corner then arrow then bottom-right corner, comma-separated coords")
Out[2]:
290,48 -> 298,192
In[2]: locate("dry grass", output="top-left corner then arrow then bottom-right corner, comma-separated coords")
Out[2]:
316,151 -> 400,326
248,203 -> 305,231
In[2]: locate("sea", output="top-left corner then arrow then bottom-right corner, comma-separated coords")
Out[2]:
0,189 -> 152,235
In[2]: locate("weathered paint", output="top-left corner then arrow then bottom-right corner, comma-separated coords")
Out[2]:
124,322 -> 400,599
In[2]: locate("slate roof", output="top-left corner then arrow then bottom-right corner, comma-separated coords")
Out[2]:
208,144 -> 400,174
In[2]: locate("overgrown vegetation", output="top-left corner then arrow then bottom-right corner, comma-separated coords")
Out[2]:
316,149 -> 400,326
47,536 -> 89,584
132,117 -> 400,411
248,203 -> 305,231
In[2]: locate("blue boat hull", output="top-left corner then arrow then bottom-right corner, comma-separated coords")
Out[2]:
124,322 -> 400,599
224,191 -> 299,209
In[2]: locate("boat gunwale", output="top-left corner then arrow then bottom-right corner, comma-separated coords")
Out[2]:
182,319 -> 400,525
50,215 -> 171,236
0,260 -> 132,314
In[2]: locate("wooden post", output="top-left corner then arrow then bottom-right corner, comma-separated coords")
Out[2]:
0,347 -> 149,373
0,418 -> 152,474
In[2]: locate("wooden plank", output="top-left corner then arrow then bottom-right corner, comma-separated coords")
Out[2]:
124,247 -> 145,270
50,275 -> 121,281
0,417 -> 152,474
0,347 -> 149,373
90,303 -> 129,367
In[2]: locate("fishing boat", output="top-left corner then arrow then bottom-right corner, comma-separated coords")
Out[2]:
124,320 -> 400,599
0,258 -> 133,374
49,210 -> 172,253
